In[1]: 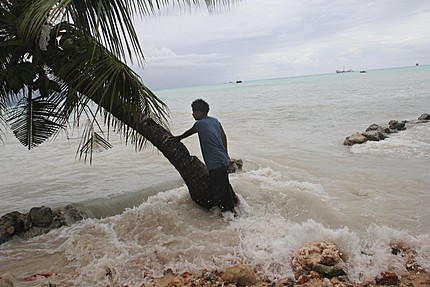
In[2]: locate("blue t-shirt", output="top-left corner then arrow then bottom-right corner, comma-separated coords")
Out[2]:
193,116 -> 229,170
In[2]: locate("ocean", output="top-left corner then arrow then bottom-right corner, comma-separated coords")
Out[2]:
1,65 -> 429,286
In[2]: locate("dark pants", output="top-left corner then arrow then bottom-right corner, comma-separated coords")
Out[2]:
209,165 -> 238,212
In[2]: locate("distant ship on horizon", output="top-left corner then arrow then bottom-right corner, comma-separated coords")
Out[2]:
336,67 -> 353,73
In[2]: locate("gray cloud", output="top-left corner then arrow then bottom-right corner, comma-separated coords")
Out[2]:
134,0 -> 430,90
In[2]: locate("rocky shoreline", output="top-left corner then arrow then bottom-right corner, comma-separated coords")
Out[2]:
1,241 -> 428,287
142,267 -> 428,287
343,113 -> 430,146
0,204 -> 86,245
140,241 -> 429,287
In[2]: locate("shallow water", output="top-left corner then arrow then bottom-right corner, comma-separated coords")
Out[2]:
1,66 -> 429,286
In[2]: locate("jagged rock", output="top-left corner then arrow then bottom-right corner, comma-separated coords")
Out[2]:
388,120 -> 406,131
362,130 -> 386,141
418,113 -> 430,120
291,242 -> 346,279
62,204 -> 86,224
0,205 -> 87,245
366,124 -> 391,134
0,211 -> 30,244
29,206 -> 53,227
221,264 -> 257,285
343,133 -> 367,146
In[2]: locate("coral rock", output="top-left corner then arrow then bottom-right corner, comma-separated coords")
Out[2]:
291,242 -> 346,279
221,264 -> 257,286
375,271 -> 399,285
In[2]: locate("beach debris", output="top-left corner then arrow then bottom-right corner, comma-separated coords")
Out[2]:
291,241 -> 347,279
343,113 -> 429,146
220,264 -> 257,285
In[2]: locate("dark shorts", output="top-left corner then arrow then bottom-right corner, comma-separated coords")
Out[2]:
209,165 -> 238,212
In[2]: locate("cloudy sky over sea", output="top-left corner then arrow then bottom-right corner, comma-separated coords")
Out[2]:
133,0 -> 430,90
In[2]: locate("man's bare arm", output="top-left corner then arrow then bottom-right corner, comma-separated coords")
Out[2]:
171,126 -> 197,142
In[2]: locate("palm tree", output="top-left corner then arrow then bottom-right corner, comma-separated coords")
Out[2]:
0,0 -> 236,209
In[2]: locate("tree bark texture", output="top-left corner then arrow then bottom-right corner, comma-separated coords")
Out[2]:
137,118 -> 215,208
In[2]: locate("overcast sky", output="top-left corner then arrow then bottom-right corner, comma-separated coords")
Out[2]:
133,0 -> 430,90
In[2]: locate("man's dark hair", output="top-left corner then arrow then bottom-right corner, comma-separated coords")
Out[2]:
192,99 -> 210,114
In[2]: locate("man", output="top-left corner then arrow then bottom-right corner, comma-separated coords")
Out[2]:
172,99 -> 238,214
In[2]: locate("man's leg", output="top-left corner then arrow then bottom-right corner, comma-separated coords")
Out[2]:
209,166 -> 235,212
230,185 -> 240,205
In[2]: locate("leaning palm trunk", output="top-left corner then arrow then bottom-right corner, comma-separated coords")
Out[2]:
134,118 -> 215,208
43,26 -> 216,209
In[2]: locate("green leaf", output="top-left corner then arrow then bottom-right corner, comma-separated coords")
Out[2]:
7,96 -> 66,148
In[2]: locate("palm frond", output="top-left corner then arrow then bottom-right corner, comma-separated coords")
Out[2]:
6,90 -> 67,149
43,22 -> 169,150
78,121 -> 113,164
18,0 -> 144,65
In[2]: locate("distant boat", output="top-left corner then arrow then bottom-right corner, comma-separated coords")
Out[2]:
235,80 -> 242,84
359,70 -> 367,73
336,67 -> 353,73
416,63 -> 419,66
